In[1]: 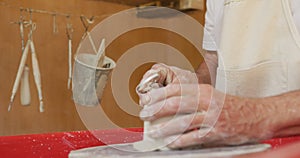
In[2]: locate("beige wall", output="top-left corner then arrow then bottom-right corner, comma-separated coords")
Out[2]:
0,0 -> 205,136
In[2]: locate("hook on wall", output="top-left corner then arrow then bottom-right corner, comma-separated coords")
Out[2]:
53,13 -> 58,34
79,15 -> 97,54
80,15 -> 96,33
66,15 -> 73,40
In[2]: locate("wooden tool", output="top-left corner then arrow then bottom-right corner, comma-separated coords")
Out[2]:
8,9 -> 44,112
66,16 -> 73,89
18,10 -> 31,106
20,66 -> 31,106
8,39 -> 31,111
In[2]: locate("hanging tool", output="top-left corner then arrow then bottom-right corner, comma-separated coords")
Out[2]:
53,13 -> 58,34
66,15 -> 73,89
21,66 -> 31,106
8,9 -> 44,112
19,9 -> 31,106
28,9 -> 44,112
96,38 -> 106,67
80,15 -> 97,54
8,36 -> 31,111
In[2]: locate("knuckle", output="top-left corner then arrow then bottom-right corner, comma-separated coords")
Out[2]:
164,98 -> 180,111
190,115 -> 204,128
143,69 -> 158,78
152,63 -> 166,69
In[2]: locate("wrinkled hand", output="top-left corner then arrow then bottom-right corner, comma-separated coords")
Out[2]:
139,83 -> 277,149
137,63 -> 199,104
137,63 -> 199,93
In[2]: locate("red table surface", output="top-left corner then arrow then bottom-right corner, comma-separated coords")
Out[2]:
0,128 -> 300,158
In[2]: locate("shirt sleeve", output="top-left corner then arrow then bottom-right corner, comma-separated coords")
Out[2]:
203,0 -> 218,51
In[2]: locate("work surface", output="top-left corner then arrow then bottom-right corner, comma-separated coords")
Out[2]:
0,128 -> 300,158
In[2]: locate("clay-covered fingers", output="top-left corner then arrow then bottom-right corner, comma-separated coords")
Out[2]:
147,63 -> 197,85
139,83 -> 199,106
139,84 -> 180,107
165,127 -> 222,149
138,63 -> 199,92
147,113 -> 207,139
140,63 -> 172,86
140,95 -> 202,121
139,84 -> 211,119
139,83 -> 213,107
139,84 -> 214,114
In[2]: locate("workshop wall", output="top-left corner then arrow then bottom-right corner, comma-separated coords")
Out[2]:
0,0 -> 205,136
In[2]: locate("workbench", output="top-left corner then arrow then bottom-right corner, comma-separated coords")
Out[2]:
0,128 -> 299,158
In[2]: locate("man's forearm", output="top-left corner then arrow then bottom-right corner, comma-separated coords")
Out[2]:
246,90 -> 300,137
260,90 -> 300,138
218,90 -> 300,142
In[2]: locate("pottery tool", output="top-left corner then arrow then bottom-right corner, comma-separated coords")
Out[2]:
80,15 -> 97,54
66,16 -> 73,89
8,9 -> 44,112
53,13 -> 58,34
30,33 -> 44,112
8,38 -> 31,111
75,16 -> 109,106
21,66 -> 31,106
96,38 -> 106,67
18,9 -> 31,106
28,10 -> 44,112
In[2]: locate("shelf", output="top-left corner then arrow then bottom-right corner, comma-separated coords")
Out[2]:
93,0 -> 205,18
95,0 -> 176,6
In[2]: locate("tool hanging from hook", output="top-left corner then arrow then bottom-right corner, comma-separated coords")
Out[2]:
28,9 -> 44,112
8,33 -> 31,112
21,65 -> 31,105
79,15 -> 106,67
66,15 -> 73,89
53,13 -> 58,34
8,9 -> 45,112
8,8 -> 30,110
19,8 -> 31,106
80,15 -> 97,54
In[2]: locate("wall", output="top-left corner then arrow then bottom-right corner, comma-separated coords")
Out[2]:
0,0 -> 205,136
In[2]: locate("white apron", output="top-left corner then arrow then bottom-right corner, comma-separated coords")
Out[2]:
216,0 -> 300,98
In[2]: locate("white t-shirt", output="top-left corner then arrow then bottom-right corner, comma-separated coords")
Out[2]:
203,0 -> 300,51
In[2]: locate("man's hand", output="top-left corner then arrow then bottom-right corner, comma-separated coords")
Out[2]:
139,83 -> 278,148
138,63 -> 199,106
138,62 -> 300,149
140,63 -> 199,85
